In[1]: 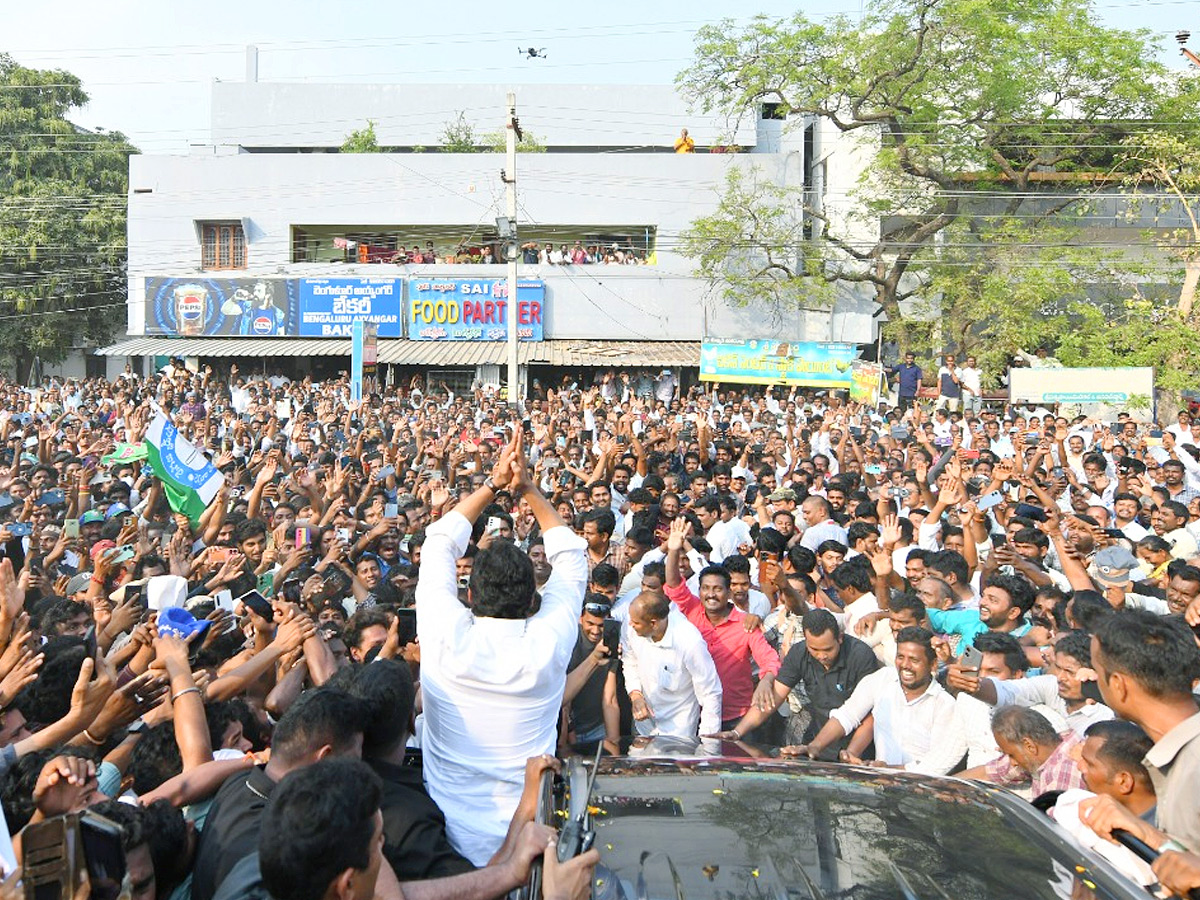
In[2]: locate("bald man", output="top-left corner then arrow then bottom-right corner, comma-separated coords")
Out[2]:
620,591 -> 722,738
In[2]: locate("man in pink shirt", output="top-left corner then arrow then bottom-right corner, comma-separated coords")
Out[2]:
664,518 -> 781,732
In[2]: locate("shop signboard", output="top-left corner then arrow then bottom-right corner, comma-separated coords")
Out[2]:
408,279 -> 545,341
699,339 -> 857,388
298,278 -> 403,337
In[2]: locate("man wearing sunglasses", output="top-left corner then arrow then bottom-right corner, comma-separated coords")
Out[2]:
563,593 -> 621,756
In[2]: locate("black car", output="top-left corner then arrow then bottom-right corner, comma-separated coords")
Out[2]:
547,740 -> 1148,900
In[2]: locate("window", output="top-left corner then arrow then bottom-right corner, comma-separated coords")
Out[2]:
201,223 -> 247,270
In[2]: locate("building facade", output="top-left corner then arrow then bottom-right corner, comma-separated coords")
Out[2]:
100,60 -> 879,390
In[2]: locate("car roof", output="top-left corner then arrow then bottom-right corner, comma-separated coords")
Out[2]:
580,752 -> 1146,900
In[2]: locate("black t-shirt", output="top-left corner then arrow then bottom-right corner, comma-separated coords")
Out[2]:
368,757 -> 475,880
776,634 -> 881,753
566,629 -> 611,736
191,767 -> 276,900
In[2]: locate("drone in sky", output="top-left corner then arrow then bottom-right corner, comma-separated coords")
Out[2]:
521,47 -> 548,60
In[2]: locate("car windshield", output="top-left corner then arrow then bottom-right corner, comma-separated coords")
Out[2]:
588,761 -> 1141,900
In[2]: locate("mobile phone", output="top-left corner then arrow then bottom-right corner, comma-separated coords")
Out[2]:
238,589 -> 273,620
394,608 -> 417,645
602,619 -> 621,659
337,527 -> 353,543
214,589 -> 235,612
384,502 -> 398,519
22,812 -> 127,900
485,516 -> 503,538
296,526 -> 311,549
864,464 -> 883,476
209,546 -> 233,566
1149,429 -> 1164,439
7,522 -> 32,537
1081,680 -> 1104,703
977,491 -> 1004,512
82,625 -> 98,660
1145,437 -> 1163,448
1013,503 -> 1048,523
36,489 -> 66,507
375,464 -> 396,481
105,545 -> 136,565
961,449 -> 980,460
63,519 -> 80,539
959,645 -> 984,671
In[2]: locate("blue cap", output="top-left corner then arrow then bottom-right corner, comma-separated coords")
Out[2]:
157,607 -> 212,641
80,510 -> 106,525
105,502 -> 131,519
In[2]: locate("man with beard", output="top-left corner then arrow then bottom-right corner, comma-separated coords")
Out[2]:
781,626 -> 964,775
527,537 -> 552,589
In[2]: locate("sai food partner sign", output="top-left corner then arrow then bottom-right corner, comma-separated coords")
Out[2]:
700,340 -> 858,389
408,279 -> 545,341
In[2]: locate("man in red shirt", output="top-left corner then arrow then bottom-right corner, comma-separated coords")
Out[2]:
663,518 -> 780,732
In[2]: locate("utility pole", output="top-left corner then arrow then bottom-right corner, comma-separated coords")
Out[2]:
504,92 -> 521,409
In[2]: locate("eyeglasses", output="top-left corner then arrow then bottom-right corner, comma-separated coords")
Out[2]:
583,602 -> 612,617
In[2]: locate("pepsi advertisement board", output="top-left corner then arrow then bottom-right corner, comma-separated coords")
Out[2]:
145,278 -> 298,336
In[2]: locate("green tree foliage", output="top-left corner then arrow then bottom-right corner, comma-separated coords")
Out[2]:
1118,128 -> 1200,319
676,0 -> 1169,325
1056,298 -> 1200,394
479,129 -> 545,153
340,120 -> 382,153
439,111 -> 477,152
0,53 -> 136,377
680,164 -> 831,320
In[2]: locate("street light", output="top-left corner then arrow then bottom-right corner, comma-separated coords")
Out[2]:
1177,31 -> 1200,68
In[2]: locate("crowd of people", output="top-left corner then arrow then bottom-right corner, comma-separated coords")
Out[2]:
0,359 -> 1199,898
359,239 -> 652,266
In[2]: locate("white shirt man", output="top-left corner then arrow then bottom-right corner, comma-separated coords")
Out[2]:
416,511 -> 587,866
707,515 -> 751,564
829,666 -> 965,775
622,606 -> 722,739
959,359 -> 982,411
988,674 -> 1114,738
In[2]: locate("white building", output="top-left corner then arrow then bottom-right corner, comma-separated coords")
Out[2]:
98,55 -> 880,390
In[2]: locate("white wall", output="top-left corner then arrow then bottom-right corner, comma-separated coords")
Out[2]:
210,82 -> 759,150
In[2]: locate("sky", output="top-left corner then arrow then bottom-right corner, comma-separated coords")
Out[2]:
4,0 -> 1196,152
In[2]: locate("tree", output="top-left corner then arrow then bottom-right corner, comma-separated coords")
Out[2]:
340,120 -> 381,153
1118,129 -> 1200,319
0,54 -> 136,379
677,0 -> 1170,328
479,129 -> 545,153
679,164 -> 831,322
439,111 -> 477,152
1056,297 -> 1200,395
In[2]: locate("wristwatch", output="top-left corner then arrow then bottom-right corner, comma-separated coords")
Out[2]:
482,477 -> 497,492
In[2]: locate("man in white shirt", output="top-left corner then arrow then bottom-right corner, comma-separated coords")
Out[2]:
705,496 -> 751,563
416,433 -> 587,866
782,626 -> 965,775
960,356 -> 983,415
951,630 -> 1114,738
622,591 -> 722,739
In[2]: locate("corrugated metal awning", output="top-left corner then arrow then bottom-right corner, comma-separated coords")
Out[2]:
96,337 -> 352,357
98,337 -> 699,368
539,341 -> 699,368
